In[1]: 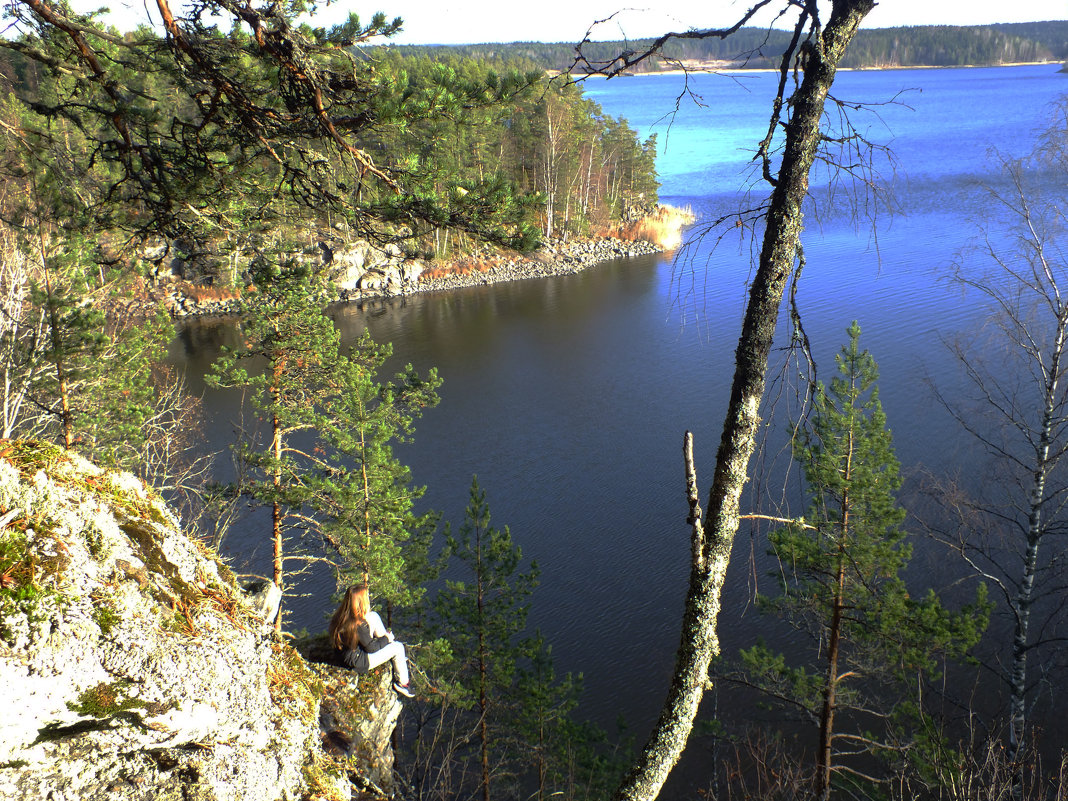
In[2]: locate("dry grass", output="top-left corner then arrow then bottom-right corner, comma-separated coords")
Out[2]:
419,203 -> 695,283
421,257 -> 497,280
610,204 -> 695,249
177,281 -> 242,303
267,640 -> 321,724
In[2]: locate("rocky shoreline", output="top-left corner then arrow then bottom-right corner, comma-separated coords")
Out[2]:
166,235 -> 665,319
361,235 -> 662,296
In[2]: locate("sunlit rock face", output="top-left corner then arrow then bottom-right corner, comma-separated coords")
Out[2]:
0,441 -> 398,801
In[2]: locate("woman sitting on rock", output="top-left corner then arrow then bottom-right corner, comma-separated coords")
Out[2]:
329,583 -> 414,698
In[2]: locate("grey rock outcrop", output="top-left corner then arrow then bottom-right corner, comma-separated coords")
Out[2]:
326,241 -> 424,296
297,636 -> 402,795
164,236 -> 428,317
0,442 -> 399,800
158,227 -> 670,317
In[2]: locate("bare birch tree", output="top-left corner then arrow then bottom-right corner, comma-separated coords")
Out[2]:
574,2 -> 877,798
0,223 -> 47,439
928,105 -> 1068,787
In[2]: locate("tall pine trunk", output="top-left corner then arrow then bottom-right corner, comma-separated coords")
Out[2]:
816,554 -> 845,801
360,414 -> 372,585
815,399 -> 858,798
477,538 -> 491,801
817,432 -> 853,801
271,365 -> 284,635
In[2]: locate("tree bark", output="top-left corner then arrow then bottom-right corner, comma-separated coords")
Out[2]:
478,540 -> 491,801
612,4 -> 874,799
816,446 -> 853,801
271,362 -> 284,635
1008,309 -> 1066,785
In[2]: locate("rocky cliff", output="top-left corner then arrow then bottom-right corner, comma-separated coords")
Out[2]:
0,441 -> 399,800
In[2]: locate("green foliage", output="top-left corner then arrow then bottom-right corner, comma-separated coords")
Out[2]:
0,439 -> 66,475
0,528 -> 33,596
436,477 -> 540,702
0,528 -> 53,644
77,307 -> 177,470
312,330 -> 442,612
0,1 -> 664,318
0,139 -> 192,477
363,51 -> 658,251
767,322 -> 987,669
737,322 -> 989,791
0,509 -> 68,645
209,262 -> 440,625
406,479 -> 622,801
514,635 -> 630,801
69,679 -> 143,719
0,4 -> 402,247
738,641 -> 823,711
0,6 -> 651,274
92,602 -> 120,636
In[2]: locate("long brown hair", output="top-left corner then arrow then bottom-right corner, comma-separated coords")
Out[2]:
329,584 -> 370,650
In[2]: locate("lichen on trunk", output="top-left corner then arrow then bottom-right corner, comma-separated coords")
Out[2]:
603,4 -> 877,799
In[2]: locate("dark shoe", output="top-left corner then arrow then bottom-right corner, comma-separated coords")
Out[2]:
394,682 -> 414,698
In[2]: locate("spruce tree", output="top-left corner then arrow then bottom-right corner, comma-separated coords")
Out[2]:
739,322 -> 988,800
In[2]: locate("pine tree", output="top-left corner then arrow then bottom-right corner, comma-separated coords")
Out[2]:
435,477 -> 540,801
209,262 -> 441,633
18,227 -> 184,476
514,636 -> 628,801
207,261 -> 337,632
739,322 -> 988,800
27,236 -> 107,450
313,330 -> 441,614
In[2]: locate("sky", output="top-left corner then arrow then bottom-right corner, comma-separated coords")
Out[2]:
63,0 -> 1068,45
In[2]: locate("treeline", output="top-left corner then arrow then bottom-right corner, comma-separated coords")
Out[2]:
0,35 -> 658,282
385,20 -> 1068,72
369,51 -> 658,246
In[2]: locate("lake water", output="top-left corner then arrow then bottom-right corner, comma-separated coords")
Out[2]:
172,64 -> 1068,761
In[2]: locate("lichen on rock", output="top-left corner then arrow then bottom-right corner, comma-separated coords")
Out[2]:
0,441 -> 399,801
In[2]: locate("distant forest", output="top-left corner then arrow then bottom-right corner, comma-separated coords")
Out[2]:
379,21 -> 1068,73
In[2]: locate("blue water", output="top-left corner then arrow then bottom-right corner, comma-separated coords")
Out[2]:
174,64 -> 1068,751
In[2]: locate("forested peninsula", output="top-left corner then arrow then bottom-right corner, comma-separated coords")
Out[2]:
0,7 -> 671,798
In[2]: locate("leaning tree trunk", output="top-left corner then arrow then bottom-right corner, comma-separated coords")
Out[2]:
612,4 -> 875,799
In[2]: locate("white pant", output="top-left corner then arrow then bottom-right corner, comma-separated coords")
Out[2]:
366,640 -> 409,685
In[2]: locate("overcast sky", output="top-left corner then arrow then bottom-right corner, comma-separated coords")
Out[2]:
65,1 -> 1068,45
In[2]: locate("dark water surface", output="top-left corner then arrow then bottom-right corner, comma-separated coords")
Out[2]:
171,65 -> 1068,763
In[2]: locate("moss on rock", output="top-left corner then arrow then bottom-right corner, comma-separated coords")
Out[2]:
0,442 -> 402,801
